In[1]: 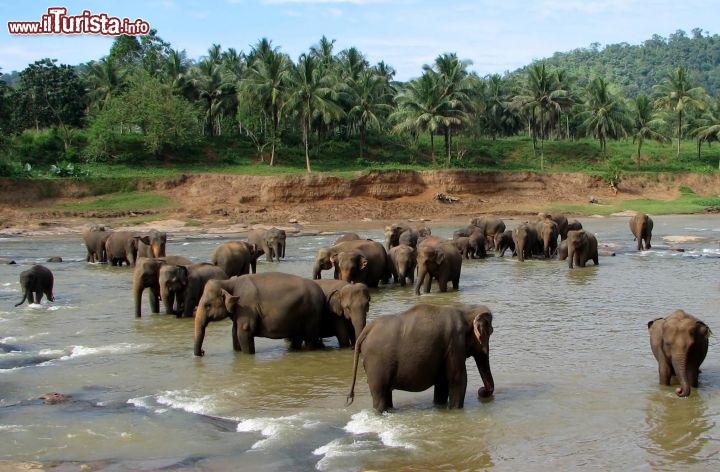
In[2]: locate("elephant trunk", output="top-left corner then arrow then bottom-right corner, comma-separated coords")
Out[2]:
312,262 -> 323,280
672,356 -> 691,397
161,285 -> 176,315
151,243 -> 165,258
194,310 -> 208,356
414,267 -> 426,295
474,353 -> 495,398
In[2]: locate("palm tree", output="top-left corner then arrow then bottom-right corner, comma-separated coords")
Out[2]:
245,40 -> 291,165
162,48 -> 192,96
83,56 -> 127,112
187,57 -> 237,136
652,66 -> 706,157
513,63 -> 574,170
284,53 -> 345,172
347,69 -> 394,156
579,77 -> 629,156
691,97 -> 720,168
630,94 -> 669,162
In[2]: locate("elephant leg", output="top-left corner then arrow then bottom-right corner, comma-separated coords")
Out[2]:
237,328 -> 256,354
31,291 -> 40,304
289,336 -> 304,350
423,274 -> 432,294
231,320 -> 242,351
333,319 -> 352,348
149,286 -> 160,314
438,277 -> 449,292
433,376 -> 449,405
657,358 -> 672,385
447,353 -> 468,409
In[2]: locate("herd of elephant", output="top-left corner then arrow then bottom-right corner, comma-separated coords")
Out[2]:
10,211 -> 709,412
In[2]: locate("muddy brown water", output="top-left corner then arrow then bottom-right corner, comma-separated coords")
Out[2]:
1,214 -> 719,471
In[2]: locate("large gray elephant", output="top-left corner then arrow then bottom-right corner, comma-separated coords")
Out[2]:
347,303 -> 495,412
332,243 -> 391,287
211,241 -> 261,276
313,279 -> 370,348
566,229 -> 599,268
468,217 -> 506,250
313,239 -> 390,285
133,256 -> 193,318
247,228 -> 284,262
384,223 -> 412,250
630,213 -> 654,250
648,309 -> 711,397
388,243 -> 416,286
512,223 -> 540,262
137,229 -> 167,258
159,263 -> 228,318
535,216 -> 559,258
194,272 -> 326,356
105,232 -> 144,267
82,225 -> 111,263
415,236 -> 462,295
538,213 -> 570,240
15,264 -> 55,306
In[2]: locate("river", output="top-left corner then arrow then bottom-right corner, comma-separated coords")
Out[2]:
1,214 -> 719,471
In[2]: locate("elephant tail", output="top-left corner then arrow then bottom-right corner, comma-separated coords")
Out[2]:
14,293 -> 28,307
346,332 -> 365,406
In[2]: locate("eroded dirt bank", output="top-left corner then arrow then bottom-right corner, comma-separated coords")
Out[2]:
0,170 -> 718,234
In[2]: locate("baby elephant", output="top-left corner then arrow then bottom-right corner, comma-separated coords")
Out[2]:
15,264 -> 55,306
648,309 -> 711,397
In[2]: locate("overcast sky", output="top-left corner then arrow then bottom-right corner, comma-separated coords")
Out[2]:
1,0 -> 716,80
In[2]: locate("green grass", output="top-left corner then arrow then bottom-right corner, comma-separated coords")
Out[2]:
548,193 -> 720,216
55,192 -> 176,211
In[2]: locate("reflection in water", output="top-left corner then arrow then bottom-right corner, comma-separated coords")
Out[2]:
642,390 -> 716,468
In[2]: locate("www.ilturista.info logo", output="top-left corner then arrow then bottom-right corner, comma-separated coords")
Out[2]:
7,7 -> 150,36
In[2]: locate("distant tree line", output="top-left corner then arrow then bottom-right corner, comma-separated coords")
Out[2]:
0,28 -> 719,173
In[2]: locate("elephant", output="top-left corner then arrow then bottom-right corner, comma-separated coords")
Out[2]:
451,236 -> 473,259
332,242 -> 392,288
557,240 -> 568,260
494,230 -> 515,257
347,303 -> 495,413
159,263 -> 228,318
335,232 -> 363,244
538,213 -> 570,241
313,279 -> 371,348
566,229 -> 599,268
535,216 -> 559,258
388,243 -> 416,286
398,226 -> 431,248
137,229 -> 167,258
630,213 -> 654,250
467,228 -> 487,258
271,227 -> 287,258
384,223 -> 412,250
313,239 -> 390,284
15,264 -> 55,306
133,256 -> 193,318
648,309 -> 711,397
468,217 -> 506,250
82,225 -> 111,263
193,272 -> 326,356
567,219 -> 583,234
512,223 -> 541,262
247,228 -> 284,262
452,229 -> 485,258
211,241 -> 261,276
105,231 -> 147,267
415,236 -> 462,295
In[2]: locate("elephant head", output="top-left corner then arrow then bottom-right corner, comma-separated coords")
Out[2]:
415,243 -> 444,295
384,223 -> 411,250
327,282 -> 370,346
469,309 -> 495,398
332,250 -> 368,283
313,247 -> 336,279
194,279 -> 236,356
138,230 -> 167,258
648,310 -> 711,397
159,264 -> 189,315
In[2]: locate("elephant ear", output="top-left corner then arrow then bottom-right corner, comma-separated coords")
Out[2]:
330,254 -> 338,264
177,265 -> 189,283
647,317 -> 664,331
327,289 -> 345,318
137,235 -> 152,245
359,256 -> 368,271
697,321 -> 712,339
436,249 -> 445,265
221,288 -> 240,313
472,310 -> 493,353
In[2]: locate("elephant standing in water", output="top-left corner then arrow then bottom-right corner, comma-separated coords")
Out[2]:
313,239 -> 390,287
566,229 -> 598,268
211,241 -> 261,276
137,230 -> 167,258
247,228 -> 285,262
194,272 -> 326,356
347,303 -> 495,413
82,225 -> 111,263
313,279 -> 371,348
415,237 -> 462,295
133,256 -> 193,317
630,213 -> 654,250
159,263 -> 228,318
15,264 -> 55,306
648,309 -> 711,397
512,223 -> 540,262
388,244 -> 416,286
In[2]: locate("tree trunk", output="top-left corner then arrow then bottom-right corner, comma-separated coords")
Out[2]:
304,118 -> 311,173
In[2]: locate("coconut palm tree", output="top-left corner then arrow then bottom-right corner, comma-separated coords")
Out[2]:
652,66 -> 706,157
284,53 -> 345,172
347,69 -> 394,156
691,97 -> 720,168
245,40 -> 291,165
630,94 -> 669,162
579,77 -> 629,156
83,56 -> 127,112
187,57 -> 237,136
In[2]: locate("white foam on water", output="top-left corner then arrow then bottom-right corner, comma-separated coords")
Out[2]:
313,437 -> 381,471
1,332 -> 49,343
154,389 -> 218,416
236,413 -> 323,450
344,410 -> 416,450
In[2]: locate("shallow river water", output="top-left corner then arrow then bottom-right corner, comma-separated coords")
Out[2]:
1,214 -> 719,471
